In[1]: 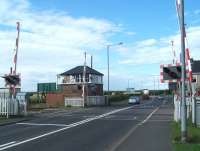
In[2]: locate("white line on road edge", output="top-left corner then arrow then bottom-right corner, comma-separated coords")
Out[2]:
109,107 -> 159,151
0,142 -> 16,148
0,106 -> 133,151
16,123 -> 69,127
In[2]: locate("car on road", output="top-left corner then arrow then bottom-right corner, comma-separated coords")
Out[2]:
158,95 -> 164,100
128,96 -> 140,104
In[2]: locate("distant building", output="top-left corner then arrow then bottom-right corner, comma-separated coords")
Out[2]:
57,66 -> 104,96
46,66 -> 104,107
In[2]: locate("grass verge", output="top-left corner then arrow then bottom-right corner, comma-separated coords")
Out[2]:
172,121 -> 200,151
0,117 -> 7,123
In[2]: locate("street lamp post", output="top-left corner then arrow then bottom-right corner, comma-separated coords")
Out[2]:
107,42 -> 123,105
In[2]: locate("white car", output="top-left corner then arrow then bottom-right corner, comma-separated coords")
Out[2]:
128,96 -> 140,104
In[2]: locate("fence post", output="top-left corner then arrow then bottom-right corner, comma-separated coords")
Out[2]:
7,97 -> 9,118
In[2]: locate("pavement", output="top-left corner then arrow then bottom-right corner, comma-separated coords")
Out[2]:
0,97 -> 173,151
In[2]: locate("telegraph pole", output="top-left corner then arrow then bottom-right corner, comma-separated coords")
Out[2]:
180,0 -> 187,142
107,45 -> 110,105
82,52 -> 87,107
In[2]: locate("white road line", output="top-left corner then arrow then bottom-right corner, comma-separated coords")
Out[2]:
0,142 -> 16,148
109,107 -> 159,151
0,106 -> 132,151
141,107 -> 159,124
16,123 -> 69,127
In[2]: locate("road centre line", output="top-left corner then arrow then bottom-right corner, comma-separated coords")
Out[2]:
109,107 -> 159,151
16,123 -> 69,127
141,107 -> 159,124
0,106 -> 133,151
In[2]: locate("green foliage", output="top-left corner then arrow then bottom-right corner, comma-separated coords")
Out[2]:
109,94 -> 130,102
171,121 -> 200,151
29,93 -> 46,104
66,105 -> 72,108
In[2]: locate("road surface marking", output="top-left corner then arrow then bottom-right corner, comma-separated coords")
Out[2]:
109,107 -> 159,151
148,119 -> 172,122
0,106 -> 133,151
16,123 -> 69,127
141,107 -> 159,124
0,142 -> 16,148
101,116 -> 137,121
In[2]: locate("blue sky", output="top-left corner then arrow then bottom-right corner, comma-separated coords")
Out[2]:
29,0 -> 199,36
0,0 -> 200,91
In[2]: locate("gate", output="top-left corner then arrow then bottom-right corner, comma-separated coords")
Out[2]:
0,92 -> 27,117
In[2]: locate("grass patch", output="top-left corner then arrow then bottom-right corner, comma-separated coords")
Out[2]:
0,116 -> 16,124
172,121 -> 200,151
0,117 -> 7,123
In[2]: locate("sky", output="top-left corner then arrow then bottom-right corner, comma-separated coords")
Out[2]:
0,0 -> 200,91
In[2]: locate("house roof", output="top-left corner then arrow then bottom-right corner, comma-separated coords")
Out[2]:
191,60 -> 200,74
60,66 -> 103,76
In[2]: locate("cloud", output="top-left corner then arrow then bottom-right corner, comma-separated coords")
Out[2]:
136,39 -> 157,47
118,25 -> 200,66
0,0 -> 122,91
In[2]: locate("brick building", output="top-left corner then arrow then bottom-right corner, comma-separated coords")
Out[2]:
57,65 -> 103,96
46,66 -> 104,107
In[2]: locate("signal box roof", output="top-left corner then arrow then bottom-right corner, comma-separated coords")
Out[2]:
60,66 -> 103,76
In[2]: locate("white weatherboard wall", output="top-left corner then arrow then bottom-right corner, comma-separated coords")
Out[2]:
87,96 -> 105,106
64,97 -> 84,107
64,96 -> 106,107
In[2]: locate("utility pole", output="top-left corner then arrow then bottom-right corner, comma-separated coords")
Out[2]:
107,45 -> 110,99
157,78 -> 160,90
154,77 -> 155,96
82,52 -> 87,107
180,0 -> 187,142
91,55 -> 93,69
107,45 -> 111,106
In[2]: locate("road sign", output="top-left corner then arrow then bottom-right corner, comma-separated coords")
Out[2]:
160,64 -> 190,83
3,74 -> 21,87
37,83 -> 56,93
163,66 -> 181,80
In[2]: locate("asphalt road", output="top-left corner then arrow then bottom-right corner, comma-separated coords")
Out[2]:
0,97 -> 173,151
